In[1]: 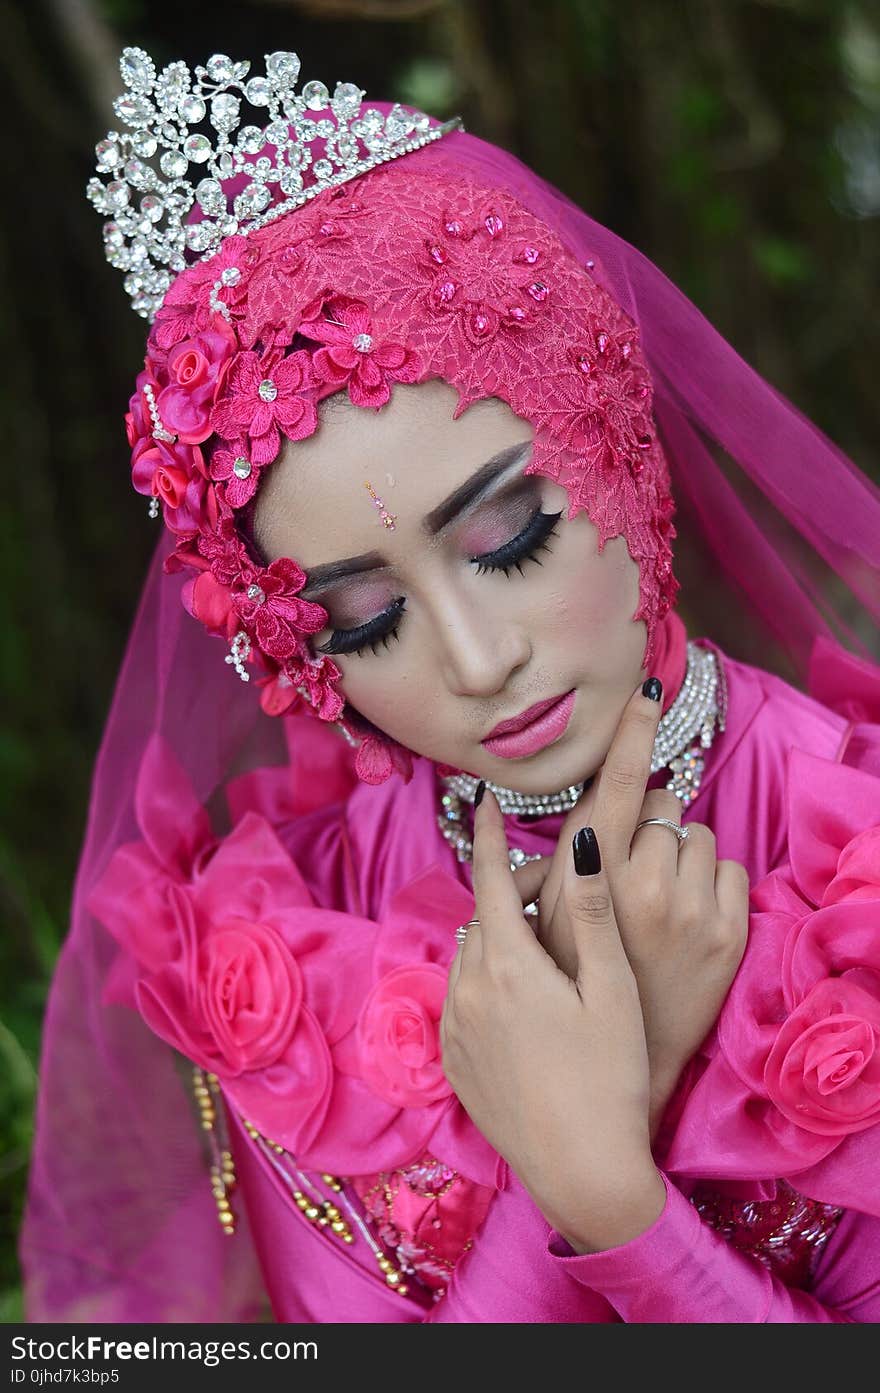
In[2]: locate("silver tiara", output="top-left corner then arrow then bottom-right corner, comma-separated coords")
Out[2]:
87,47 -> 463,321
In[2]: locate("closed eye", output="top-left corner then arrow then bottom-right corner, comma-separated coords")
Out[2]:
315,506 -> 563,658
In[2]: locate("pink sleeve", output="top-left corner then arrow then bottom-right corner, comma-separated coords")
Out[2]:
421,1170 -> 617,1323
546,1172 -> 880,1323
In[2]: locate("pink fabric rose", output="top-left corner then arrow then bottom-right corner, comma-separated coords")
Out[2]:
125,367 -> 159,450
156,322 -> 236,444
765,977 -> 880,1135
185,570 -> 235,638
357,964 -> 452,1107
131,438 -> 215,536
197,917 -> 304,1075
663,747 -> 880,1212
92,746 -> 501,1184
90,742 -> 350,1151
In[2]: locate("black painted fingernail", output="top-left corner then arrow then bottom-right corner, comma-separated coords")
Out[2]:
573,826 -> 601,876
642,676 -> 662,702
474,779 -> 486,809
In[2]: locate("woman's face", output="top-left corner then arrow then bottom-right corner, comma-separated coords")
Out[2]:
255,379 -> 650,792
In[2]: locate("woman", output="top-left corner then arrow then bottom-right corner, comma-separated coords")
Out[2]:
21,44 -> 880,1322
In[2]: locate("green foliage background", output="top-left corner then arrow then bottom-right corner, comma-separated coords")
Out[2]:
1,0 -> 878,1320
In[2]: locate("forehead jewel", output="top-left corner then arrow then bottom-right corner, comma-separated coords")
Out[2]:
87,46 -> 463,321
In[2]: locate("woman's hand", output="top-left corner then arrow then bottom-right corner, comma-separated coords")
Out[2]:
513,679 -> 750,1137
440,781 -> 666,1255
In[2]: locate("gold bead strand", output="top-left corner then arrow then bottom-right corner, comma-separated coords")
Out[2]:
241,1121 -> 354,1242
240,1120 -> 409,1294
192,1066 -> 238,1235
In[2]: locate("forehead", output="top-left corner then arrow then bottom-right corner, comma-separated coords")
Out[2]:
253,380 -> 533,567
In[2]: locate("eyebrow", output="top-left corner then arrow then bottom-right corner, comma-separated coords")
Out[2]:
299,440 -> 533,595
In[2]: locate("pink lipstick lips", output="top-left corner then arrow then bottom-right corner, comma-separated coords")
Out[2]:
481,689 -> 576,759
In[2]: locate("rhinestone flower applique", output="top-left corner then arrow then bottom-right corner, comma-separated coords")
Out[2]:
421,201 -> 555,344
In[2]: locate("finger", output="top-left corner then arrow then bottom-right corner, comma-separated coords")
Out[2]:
629,787 -> 684,872
715,858 -> 750,920
565,824 -> 628,971
714,860 -> 750,971
588,678 -> 665,866
552,777 -> 600,885
445,940 -> 465,996
445,911 -> 483,997
472,789 -> 540,951
673,818 -> 715,879
511,856 -> 551,909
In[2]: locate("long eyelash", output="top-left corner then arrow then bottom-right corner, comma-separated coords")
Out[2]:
471,508 -> 563,578
316,598 -> 406,658
358,627 -> 402,659
472,531 -> 557,580
319,507 -> 563,658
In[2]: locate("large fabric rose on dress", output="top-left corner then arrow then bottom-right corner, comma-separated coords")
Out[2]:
663,747 -> 880,1214
88,738 -> 502,1186
88,736 -> 368,1152
764,978 -> 880,1135
357,964 -> 451,1107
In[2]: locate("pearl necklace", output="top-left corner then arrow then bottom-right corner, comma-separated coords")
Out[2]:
437,641 -> 728,869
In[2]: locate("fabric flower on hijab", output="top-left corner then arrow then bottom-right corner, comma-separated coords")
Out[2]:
241,204 -> 365,349
232,557 -> 328,662
125,366 -> 160,450
530,326 -> 655,492
286,654 -> 345,722
210,348 -> 317,465
353,733 -> 414,786
131,437 -> 217,537
152,234 -> 258,351
170,518 -> 246,637
663,747 -> 880,1215
257,666 -> 300,718
209,440 -> 262,508
300,296 -> 421,408
419,199 -> 555,345
253,654 -> 344,723
155,321 -> 237,444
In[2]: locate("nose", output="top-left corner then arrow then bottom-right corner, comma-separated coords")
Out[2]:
429,583 -> 531,699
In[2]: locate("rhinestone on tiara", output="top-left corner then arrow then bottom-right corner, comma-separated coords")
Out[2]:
87,47 -> 464,320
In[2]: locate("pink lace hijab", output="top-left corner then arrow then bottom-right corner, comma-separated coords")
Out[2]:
20,81 -> 880,1319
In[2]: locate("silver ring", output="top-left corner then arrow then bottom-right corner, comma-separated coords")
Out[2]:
634,817 -> 690,844
456,917 -> 480,946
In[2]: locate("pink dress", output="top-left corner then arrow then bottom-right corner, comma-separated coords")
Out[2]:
209,635 -> 880,1322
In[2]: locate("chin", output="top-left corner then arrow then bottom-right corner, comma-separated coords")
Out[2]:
471,728 -> 604,793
